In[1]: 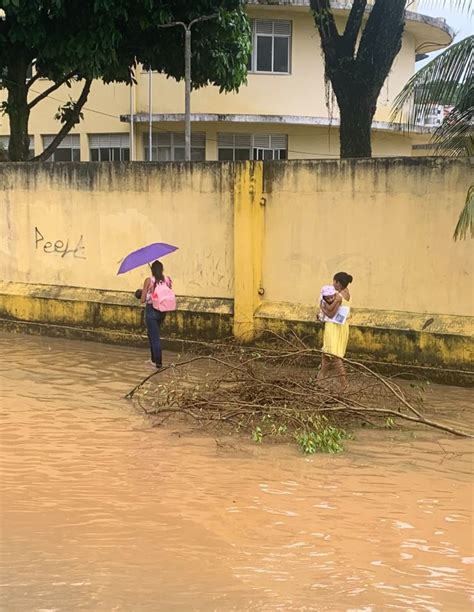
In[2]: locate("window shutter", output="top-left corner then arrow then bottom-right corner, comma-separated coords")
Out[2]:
253,134 -> 271,149
191,132 -> 206,147
234,134 -> 252,148
218,133 -> 234,147
43,134 -> 80,148
270,134 -> 288,150
173,132 -> 185,147
89,133 -> 129,148
274,21 -> 291,36
255,20 -> 273,35
154,132 -> 171,146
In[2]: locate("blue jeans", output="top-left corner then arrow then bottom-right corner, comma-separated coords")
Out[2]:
145,304 -> 166,366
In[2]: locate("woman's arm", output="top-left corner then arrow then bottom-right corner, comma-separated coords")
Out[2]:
321,295 -> 342,318
140,277 -> 151,304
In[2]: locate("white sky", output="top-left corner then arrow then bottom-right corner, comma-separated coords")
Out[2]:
416,5 -> 473,68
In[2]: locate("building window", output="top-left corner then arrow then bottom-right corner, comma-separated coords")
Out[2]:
89,133 -> 130,161
43,134 -> 80,161
144,132 -> 206,161
0,135 -> 35,159
218,133 -> 288,161
248,19 -> 291,74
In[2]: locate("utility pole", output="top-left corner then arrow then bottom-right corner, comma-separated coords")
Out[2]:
157,14 -> 218,161
184,26 -> 191,162
148,68 -> 153,160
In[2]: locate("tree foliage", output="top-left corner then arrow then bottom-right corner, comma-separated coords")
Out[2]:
310,0 -> 472,159
0,0 -> 250,161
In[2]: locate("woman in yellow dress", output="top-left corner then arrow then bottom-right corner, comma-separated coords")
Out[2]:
318,272 -> 353,388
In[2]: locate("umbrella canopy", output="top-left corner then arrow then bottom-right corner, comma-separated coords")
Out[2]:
117,242 -> 178,275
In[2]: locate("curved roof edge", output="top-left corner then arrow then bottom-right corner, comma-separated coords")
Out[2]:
246,1 -> 454,51
120,112 -> 434,135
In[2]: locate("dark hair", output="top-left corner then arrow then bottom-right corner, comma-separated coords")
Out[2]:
333,271 -> 353,288
151,260 -> 165,282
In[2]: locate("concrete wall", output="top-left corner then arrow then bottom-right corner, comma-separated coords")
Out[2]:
261,158 -> 472,316
0,158 -> 472,381
0,163 -> 234,299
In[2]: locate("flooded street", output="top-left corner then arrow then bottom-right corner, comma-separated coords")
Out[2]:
0,332 -> 473,611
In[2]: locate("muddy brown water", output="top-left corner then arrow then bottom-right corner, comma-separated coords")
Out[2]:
0,332 -> 473,611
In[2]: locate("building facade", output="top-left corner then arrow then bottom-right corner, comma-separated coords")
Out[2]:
0,1 -> 453,161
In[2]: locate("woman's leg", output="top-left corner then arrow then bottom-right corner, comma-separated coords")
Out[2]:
318,353 -> 330,381
147,332 -> 155,363
145,307 -> 163,368
153,316 -> 163,368
144,309 -> 155,363
333,357 -> 347,390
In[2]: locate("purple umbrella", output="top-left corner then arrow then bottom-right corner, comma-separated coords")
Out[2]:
117,242 -> 178,275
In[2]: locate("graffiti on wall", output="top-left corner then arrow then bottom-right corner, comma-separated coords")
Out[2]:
34,227 -> 86,259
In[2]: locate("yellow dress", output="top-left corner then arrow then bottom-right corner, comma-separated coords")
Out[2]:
322,297 -> 350,358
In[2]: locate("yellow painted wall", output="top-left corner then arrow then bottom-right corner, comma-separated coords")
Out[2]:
261,158 -> 473,316
1,159 -> 471,319
0,163 -> 234,298
0,158 -> 472,375
286,127 -> 414,160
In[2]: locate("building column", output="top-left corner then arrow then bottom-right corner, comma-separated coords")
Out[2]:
80,133 -> 89,162
135,127 -> 145,161
233,161 -> 265,342
206,128 -> 218,161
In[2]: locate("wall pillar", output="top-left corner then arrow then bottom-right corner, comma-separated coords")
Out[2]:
233,161 -> 264,342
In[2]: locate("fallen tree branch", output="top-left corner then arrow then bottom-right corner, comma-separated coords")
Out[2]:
127,336 -> 473,448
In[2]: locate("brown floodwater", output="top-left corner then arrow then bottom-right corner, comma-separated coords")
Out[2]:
0,332 -> 473,611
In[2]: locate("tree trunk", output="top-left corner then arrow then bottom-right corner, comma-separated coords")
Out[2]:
338,96 -> 377,158
6,58 -> 31,162
33,78 -> 92,162
310,0 -> 406,161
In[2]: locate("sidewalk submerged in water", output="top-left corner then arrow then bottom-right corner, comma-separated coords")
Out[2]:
0,281 -> 472,386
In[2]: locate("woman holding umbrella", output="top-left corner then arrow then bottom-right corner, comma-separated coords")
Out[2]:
140,260 -> 173,369
118,242 -> 178,369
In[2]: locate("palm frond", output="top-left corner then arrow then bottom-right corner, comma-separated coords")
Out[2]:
432,105 -> 474,156
391,35 -> 474,129
418,0 -> 474,17
453,184 -> 474,241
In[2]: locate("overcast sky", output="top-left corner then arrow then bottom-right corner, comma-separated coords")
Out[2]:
416,5 -> 473,68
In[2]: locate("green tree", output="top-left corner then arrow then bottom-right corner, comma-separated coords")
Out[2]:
309,0 -> 472,159
0,0 -> 250,162
392,34 -> 473,240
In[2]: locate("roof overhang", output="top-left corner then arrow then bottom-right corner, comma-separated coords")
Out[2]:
120,112 -> 434,135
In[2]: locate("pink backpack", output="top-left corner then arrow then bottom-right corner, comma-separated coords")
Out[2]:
151,278 -> 176,312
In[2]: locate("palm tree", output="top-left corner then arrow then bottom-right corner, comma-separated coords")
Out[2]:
392,34 -> 473,240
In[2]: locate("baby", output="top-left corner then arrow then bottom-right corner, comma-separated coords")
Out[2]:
318,285 -> 337,322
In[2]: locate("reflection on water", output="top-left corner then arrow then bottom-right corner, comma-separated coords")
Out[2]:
0,332 -> 473,611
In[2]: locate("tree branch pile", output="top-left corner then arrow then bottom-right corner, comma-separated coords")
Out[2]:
126,336 -> 473,453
